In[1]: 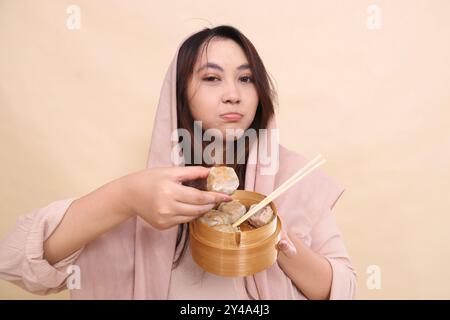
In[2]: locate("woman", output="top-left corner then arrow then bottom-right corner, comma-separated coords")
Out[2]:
0,25 -> 356,299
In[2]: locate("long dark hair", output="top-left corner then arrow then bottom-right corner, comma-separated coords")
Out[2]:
173,25 -> 277,269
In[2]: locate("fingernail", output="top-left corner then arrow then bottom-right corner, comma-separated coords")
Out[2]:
278,241 -> 288,250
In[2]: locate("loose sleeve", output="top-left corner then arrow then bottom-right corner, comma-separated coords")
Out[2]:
308,208 -> 358,300
0,197 -> 84,295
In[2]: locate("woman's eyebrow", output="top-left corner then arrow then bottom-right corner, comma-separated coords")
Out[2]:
196,62 -> 251,73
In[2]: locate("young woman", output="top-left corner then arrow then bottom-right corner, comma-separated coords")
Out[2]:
0,25 -> 356,299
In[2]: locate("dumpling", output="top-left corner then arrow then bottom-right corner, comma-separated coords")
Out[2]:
212,224 -> 240,233
198,200 -> 246,231
206,166 -> 239,195
218,200 -> 247,224
247,204 -> 274,228
199,210 -> 228,227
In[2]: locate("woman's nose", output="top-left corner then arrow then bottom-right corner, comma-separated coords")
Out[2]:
222,81 -> 241,104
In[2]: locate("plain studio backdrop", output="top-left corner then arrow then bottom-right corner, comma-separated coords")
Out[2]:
1,0 -> 449,299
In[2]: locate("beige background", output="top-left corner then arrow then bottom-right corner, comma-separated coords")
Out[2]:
1,0 -> 449,299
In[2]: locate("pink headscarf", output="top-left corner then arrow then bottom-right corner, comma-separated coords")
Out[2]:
131,39 -> 345,299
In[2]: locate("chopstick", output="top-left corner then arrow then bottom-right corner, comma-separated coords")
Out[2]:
231,154 -> 327,228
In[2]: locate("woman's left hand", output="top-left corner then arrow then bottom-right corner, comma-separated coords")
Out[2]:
277,230 -> 298,258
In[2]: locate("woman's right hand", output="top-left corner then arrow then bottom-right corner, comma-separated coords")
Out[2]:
121,166 -> 232,230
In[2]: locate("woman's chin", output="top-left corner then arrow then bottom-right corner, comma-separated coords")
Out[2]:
220,126 -> 247,141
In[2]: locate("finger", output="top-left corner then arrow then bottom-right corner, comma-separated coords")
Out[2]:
277,230 -> 297,257
172,166 -> 211,183
173,184 -> 232,205
277,240 -> 297,257
173,202 -> 216,217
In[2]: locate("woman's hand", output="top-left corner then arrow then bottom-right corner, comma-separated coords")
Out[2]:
122,166 -> 232,230
276,230 -> 334,300
277,230 -> 297,258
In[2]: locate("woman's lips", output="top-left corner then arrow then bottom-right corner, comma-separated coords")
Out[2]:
220,112 -> 243,121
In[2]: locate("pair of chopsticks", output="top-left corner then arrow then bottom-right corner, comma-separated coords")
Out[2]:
231,154 -> 327,228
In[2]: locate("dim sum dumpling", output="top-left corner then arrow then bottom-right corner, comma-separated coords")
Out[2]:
218,200 -> 246,224
199,210 -> 228,227
247,204 -> 274,228
206,166 -> 239,195
212,224 -> 240,233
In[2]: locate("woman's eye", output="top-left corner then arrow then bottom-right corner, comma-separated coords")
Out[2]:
202,76 -> 253,83
203,76 -> 220,82
240,76 -> 254,83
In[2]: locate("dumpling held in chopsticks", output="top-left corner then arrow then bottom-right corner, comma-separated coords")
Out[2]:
198,202 -> 245,227
217,200 -> 246,224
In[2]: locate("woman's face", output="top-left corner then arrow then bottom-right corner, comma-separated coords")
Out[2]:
187,38 -> 259,141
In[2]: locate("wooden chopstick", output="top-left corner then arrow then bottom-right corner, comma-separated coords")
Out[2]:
231,154 -> 327,228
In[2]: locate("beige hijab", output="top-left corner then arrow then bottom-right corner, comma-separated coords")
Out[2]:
131,39 -> 345,299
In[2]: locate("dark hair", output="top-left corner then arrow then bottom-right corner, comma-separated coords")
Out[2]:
173,25 -> 277,273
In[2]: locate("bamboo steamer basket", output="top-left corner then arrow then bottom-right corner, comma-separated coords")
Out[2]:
189,190 -> 282,277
